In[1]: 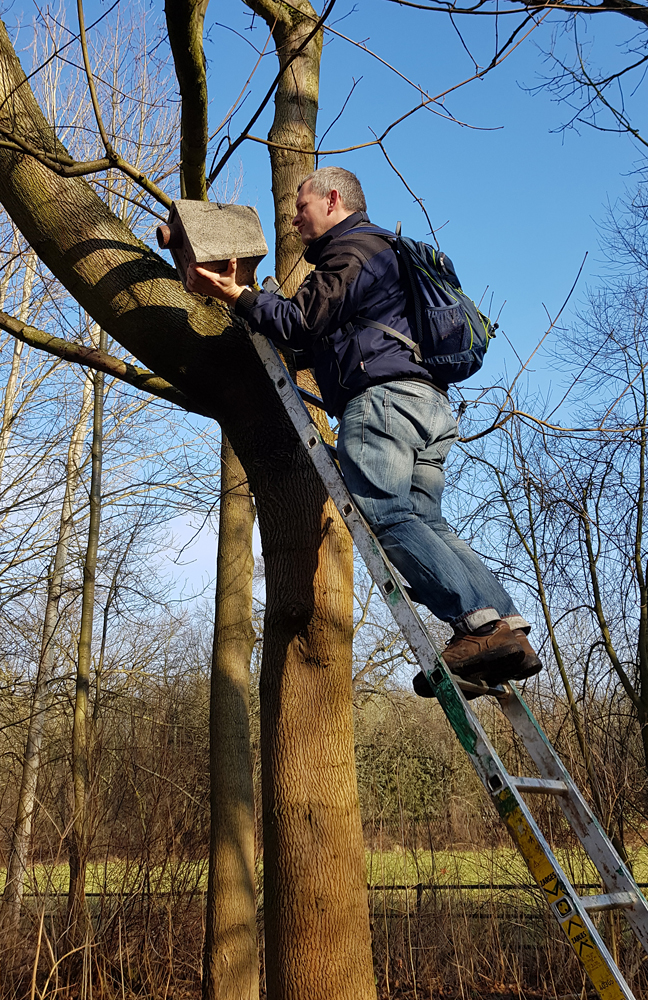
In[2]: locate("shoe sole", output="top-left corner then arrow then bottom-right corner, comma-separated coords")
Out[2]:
488,656 -> 543,685
413,671 -> 491,702
442,645 -> 525,682
414,652 -> 540,702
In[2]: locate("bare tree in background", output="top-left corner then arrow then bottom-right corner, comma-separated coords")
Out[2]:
2,365 -> 93,930
452,188 -> 648,849
66,324 -> 104,946
163,5 -> 259,995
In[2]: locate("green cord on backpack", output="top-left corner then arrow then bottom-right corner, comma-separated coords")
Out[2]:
394,234 -> 496,384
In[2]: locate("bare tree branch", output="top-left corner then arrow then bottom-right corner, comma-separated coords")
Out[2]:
207,0 -> 337,185
0,310 -> 205,415
387,0 -> 648,24
76,0 -> 113,154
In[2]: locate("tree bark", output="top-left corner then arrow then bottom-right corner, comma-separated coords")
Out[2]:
203,437 -> 258,1000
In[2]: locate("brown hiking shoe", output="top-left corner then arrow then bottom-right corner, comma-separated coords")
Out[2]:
441,620 -> 525,679
480,629 -> 543,686
411,622 -> 530,702
507,629 -> 543,681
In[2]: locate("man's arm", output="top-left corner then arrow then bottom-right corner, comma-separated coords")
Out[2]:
186,238 -> 383,355
185,257 -> 312,350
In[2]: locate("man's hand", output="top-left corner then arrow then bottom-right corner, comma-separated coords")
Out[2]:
185,259 -> 245,305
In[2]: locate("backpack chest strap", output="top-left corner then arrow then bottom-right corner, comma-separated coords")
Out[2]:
342,318 -> 423,364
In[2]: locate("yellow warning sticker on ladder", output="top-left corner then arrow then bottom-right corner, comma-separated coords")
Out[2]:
494,789 -> 627,1000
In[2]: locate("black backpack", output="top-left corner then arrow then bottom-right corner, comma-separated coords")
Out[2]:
352,225 -> 497,384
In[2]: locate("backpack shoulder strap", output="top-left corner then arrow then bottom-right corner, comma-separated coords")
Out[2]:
335,225 -> 425,364
338,224 -> 396,243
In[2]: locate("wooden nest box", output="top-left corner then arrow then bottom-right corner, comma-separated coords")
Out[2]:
157,201 -> 268,289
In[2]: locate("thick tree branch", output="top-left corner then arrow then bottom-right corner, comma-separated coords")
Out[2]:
0,310 -> 206,414
0,17 -> 296,477
208,0 -> 336,185
526,0 -> 648,22
0,125 -> 173,208
165,0 -> 209,200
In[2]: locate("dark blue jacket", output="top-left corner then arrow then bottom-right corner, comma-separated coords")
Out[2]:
235,212 -> 440,417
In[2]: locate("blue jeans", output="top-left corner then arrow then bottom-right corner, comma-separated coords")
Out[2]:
338,380 -> 529,633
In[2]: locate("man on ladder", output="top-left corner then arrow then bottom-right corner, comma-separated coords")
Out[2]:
186,166 -> 542,692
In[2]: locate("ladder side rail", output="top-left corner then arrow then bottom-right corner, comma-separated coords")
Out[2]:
501,686 -> 643,889
250,332 -> 638,1000
500,686 -> 648,949
250,333 -> 447,671
418,676 -> 637,1000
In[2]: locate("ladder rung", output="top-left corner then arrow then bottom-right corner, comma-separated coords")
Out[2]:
423,667 -> 510,700
298,387 -> 326,409
509,776 -> 568,795
453,676 -> 507,698
581,891 -> 637,913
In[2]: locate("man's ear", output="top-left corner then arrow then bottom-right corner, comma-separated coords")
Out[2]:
327,189 -> 341,213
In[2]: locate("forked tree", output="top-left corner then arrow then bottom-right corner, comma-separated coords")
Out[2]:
0,3 -> 375,997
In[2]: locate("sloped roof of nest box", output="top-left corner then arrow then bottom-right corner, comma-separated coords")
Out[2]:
172,201 -> 268,262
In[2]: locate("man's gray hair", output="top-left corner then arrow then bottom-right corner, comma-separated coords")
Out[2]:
299,167 -> 366,213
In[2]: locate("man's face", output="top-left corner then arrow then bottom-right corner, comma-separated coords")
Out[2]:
292,181 -> 336,245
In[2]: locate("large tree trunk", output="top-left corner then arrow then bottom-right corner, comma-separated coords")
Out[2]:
243,3 -> 375,996
0,18 -> 375,998
203,437 -> 258,1000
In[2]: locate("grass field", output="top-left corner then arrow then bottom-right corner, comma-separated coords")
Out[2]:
3,846 -> 647,999
3,846 -> 648,896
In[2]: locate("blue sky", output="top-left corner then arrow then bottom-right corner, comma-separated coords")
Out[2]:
10,0 -> 648,593
204,1 -> 647,399
12,0 -> 646,396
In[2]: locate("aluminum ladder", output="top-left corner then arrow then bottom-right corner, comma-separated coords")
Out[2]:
250,329 -> 648,1000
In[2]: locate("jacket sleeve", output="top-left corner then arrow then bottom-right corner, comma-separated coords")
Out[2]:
235,244 -> 380,352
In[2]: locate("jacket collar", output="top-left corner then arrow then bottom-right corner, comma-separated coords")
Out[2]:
304,211 -> 370,265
